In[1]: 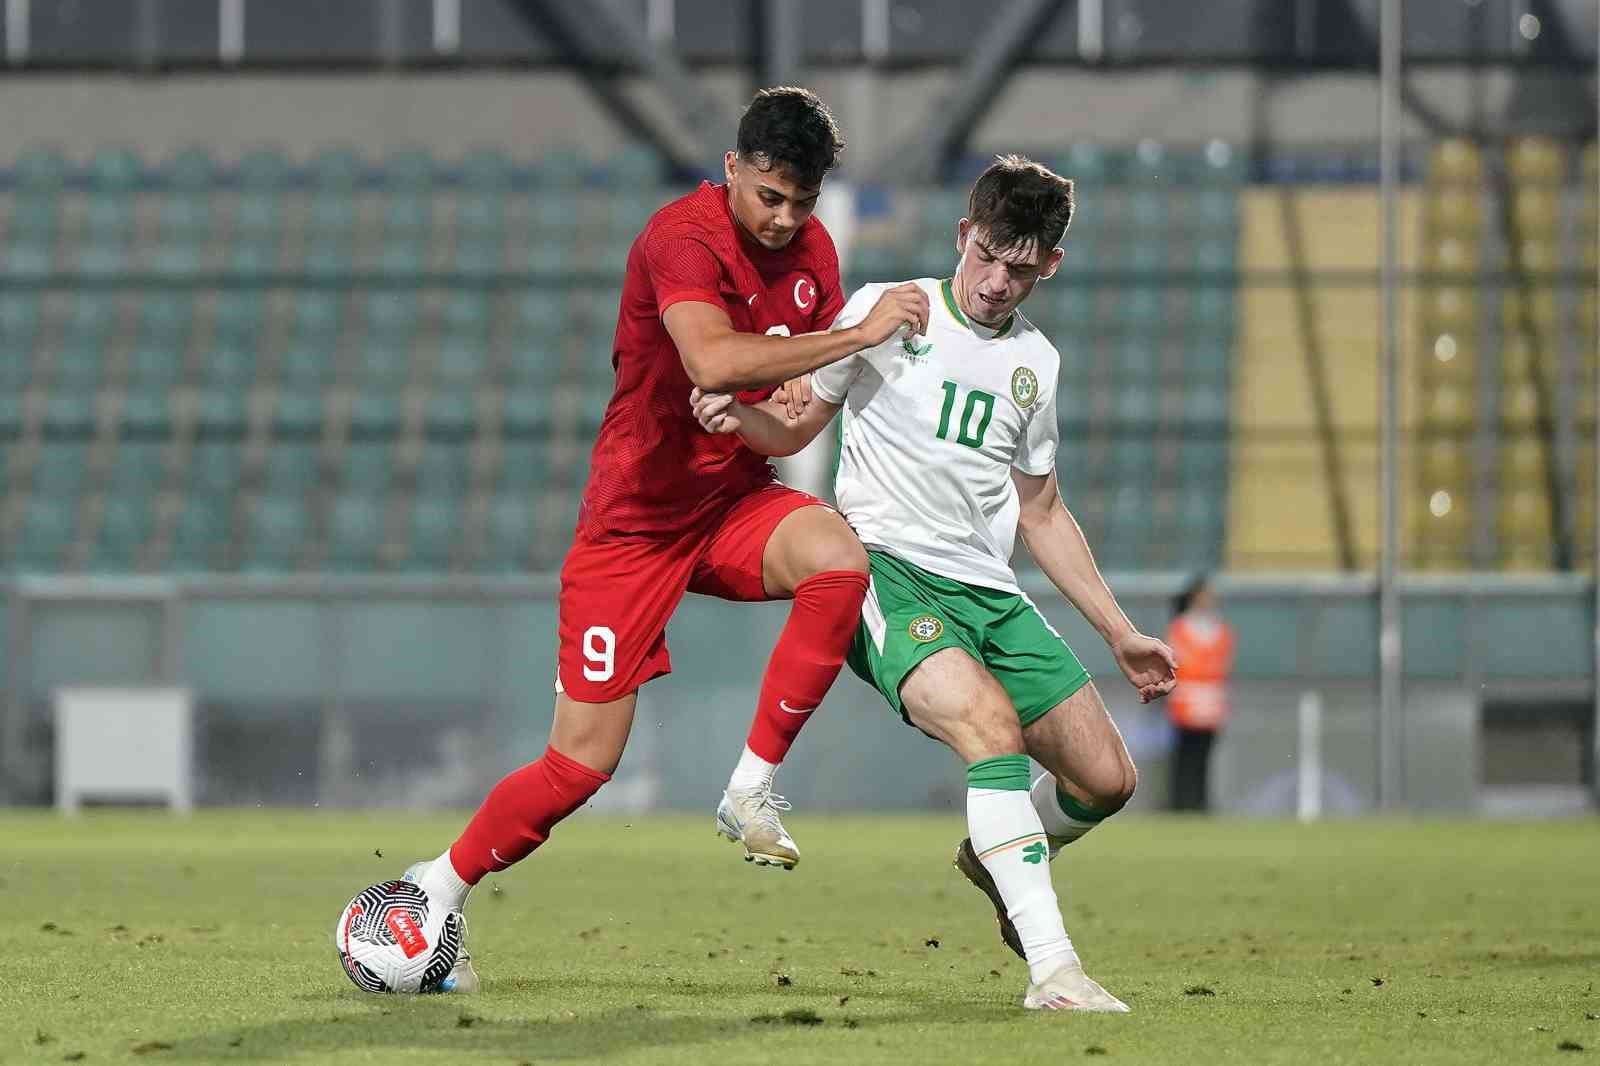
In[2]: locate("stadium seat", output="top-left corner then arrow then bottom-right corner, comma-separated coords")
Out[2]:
326,494 -> 384,569
483,494 -> 535,570
13,496 -> 76,572
90,495 -> 154,571
246,494 -> 310,570
167,499 -> 228,571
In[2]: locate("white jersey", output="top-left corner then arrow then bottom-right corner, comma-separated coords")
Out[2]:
812,277 -> 1060,594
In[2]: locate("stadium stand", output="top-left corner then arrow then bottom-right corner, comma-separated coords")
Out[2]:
0,144 -> 1244,573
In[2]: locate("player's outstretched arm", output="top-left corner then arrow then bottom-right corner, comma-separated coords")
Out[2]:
1013,468 -> 1178,705
690,386 -> 839,457
664,283 -> 929,393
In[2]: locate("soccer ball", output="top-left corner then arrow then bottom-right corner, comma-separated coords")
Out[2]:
334,879 -> 463,994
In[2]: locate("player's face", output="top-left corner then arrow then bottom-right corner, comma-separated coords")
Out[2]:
724,151 -> 821,251
953,221 -> 1065,326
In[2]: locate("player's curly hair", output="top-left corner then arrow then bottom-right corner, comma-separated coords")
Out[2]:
736,86 -> 845,188
968,155 -> 1075,255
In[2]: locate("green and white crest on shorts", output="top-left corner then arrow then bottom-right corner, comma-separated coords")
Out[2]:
907,614 -> 945,643
1011,366 -> 1039,409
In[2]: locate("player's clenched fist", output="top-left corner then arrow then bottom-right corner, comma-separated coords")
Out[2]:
690,387 -> 742,435
853,282 -> 931,348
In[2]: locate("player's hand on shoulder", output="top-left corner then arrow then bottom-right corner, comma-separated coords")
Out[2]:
1111,632 -> 1179,704
773,375 -> 813,421
690,386 -> 742,435
854,283 -> 931,349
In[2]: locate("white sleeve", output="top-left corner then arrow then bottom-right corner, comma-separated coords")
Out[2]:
1013,376 -> 1059,475
812,284 -> 880,405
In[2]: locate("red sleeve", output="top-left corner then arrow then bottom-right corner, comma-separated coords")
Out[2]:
808,228 -> 845,329
643,232 -> 724,316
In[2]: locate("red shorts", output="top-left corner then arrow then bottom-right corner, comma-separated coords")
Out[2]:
556,484 -> 827,703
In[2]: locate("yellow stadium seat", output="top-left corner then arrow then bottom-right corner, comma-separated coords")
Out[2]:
1427,189 -> 1480,232
1426,384 -> 1471,430
1502,381 -> 1542,429
1512,188 -> 1558,232
1499,334 -> 1535,379
1420,440 -> 1468,485
1504,437 -> 1545,483
1431,286 -> 1475,328
1430,139 -> 1481,183
1514,239 -> 1557,273
1502,290 -> 1558,331
1427,235 -> 1477,274
1508,137 -> 1563,183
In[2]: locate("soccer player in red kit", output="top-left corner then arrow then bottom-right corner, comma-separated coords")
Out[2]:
394,88 -> 931,991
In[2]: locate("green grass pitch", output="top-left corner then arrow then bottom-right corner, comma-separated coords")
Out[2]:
4,811 -> 1598,1064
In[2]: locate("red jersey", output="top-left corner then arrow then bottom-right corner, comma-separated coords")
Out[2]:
578,181 -> 845,537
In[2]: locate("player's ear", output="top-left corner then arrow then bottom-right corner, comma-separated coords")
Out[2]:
956,218 -> 971,255
1039,246 -> 1065,281
723,151 -> 739,185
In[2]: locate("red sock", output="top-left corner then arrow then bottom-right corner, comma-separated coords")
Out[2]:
744,568 -> 869,764
448,745 -> 610,885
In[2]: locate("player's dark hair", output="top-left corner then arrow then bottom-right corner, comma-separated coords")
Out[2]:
967,155 -> 1075,255
736,86 -> 844,188
1173,572 -> 1211,618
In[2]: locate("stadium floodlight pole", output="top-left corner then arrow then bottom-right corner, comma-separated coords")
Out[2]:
1376,0 -> 1403,811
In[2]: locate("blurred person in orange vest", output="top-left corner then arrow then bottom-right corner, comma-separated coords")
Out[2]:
1166,574 -> 1234,812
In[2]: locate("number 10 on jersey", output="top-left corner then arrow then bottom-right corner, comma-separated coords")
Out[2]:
936,381 -> 995,449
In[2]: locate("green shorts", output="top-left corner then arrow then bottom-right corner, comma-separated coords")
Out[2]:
846,550 -> 1091,728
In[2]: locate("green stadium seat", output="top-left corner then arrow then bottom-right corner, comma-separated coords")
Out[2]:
327,494 -> 384,568
276,344 -> 334,385
187,442 -> 241,493
43,392 -> 97,435
167,499 -> 227,572
204,344 -> 257,388
264,443 -> 321,493
140,293 -> 191,344
109,441 -> 170,492
247,494 -> 310,569
352,341 -> 411,384
310,146 -> 364,189
406,498 -> 457,571
416,442 -> 470,497
0,390 -> 24,435
501,387 -> 551,437
14,497 -> 75,571
456,190 -> 503,235
272,390 -> 325,437
378,240 -> 426,274
0,292 -> 41,351
435,340 -> 487,381
55,339 -> 109,388
295,294 -> 344,341
214,295 -> 268,346
34,444 -> 89,496
424,386 -> 477,436
535,144 -> 587,187
87,146 -> 143,189
16,146 -> 68,189
363,293 -> 416,339
90,496 -> 153,571
453,238 -> 501,277
483,495 -> 534,570
459,148 -> 513,188
119,386 -> 171,435
383,146 -> 436,189
342,442 -> 393,492
348,393 -> 402,437
194,388 -> 248,436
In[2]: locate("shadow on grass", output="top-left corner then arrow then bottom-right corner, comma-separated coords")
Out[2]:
165,996 -> 1019,1063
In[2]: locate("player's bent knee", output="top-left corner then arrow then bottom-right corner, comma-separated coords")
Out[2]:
1088,758 -> 1138,814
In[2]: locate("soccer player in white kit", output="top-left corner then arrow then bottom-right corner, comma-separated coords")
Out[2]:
690,156 -> 1178,1011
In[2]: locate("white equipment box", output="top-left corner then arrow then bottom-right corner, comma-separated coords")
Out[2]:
54,686 -> 194,813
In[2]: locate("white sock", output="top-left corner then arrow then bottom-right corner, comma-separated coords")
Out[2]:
1030,773 -> 1105,857
727,744 -> 778,792
967,756 -> 1076,983
418,848 -> 473,912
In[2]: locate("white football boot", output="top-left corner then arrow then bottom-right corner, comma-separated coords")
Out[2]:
401,860 -> 480,993
1023,959 -> 1130,1012
716,785 -> 800,869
